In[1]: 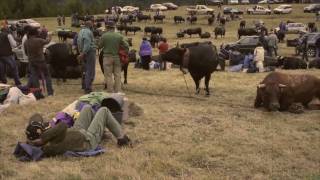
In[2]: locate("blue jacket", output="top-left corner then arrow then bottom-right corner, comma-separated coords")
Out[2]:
139,40 -> 152,57
77,27 -> 96,54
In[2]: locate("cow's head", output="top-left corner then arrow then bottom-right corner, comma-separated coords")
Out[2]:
161,47 -> 186,65
257,83 -> 287,111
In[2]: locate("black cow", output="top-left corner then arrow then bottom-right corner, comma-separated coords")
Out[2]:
183,28 -> 202,37
154,15 -> 165,23
240,20 -> 246,28
276,30 -> 286,43
278,56 -> 307,69
200,32 -> 211,39
137,14 -> 151,22
98,51 -> 130,84
174,16 -> 185,23
149,34 -> 165,48
117,25 -> 126,33
162,44 -> 219,96
214,26 -> 225,39
125,26 -> 141,35
187,16 -> 197,24
45,43 -> 81,81
57,31 -> 77,42
208,16 -> 215,25
176,32 -> 185,38
238,28 -> 259,39
144,26 -> 163,35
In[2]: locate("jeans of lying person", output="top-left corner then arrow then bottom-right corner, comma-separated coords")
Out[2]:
73,106 -> 123,149
28,62 -> 54,95
0,55 -> 21,85
243,54 -> 254,69
103,55 -> 122,93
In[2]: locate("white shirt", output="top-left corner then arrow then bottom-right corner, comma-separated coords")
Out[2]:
7,34 -> 17,48
21,34 -> 28,61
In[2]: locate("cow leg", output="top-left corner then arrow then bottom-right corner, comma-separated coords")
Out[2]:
254,89 -> 263,108
122,63 -> 128,84
190,72 -> 200,94
204,74 -> 211,96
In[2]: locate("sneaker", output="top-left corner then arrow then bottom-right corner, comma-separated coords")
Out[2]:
117,135 -> 132,147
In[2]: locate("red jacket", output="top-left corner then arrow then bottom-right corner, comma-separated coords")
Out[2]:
158,42 -> 169,54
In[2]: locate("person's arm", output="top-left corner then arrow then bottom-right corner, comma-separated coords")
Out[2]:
98,36 -> 104,50
81,33 -> 91,55
39,122 -> 68,145
7,34 -> 17,48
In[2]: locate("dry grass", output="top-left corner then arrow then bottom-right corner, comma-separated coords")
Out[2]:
1,4 -> 320,180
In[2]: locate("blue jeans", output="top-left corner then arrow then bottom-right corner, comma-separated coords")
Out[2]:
243,54 -> 254,69
28,62 -> 54,95
83,50 -> 96,92
0,55 -> 21,85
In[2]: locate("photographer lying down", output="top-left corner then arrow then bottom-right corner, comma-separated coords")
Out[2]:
19,93 -> 139,158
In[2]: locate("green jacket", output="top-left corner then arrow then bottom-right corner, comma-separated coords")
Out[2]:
78,92 -> 110,105
77,27 -> 96,54
99,31 -> 129,57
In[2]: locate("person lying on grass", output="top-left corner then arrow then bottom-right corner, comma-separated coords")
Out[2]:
25,105 -> 131,157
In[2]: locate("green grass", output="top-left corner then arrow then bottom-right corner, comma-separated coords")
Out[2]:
1,4 -> 320,180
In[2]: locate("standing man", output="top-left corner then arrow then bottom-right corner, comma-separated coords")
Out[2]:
0,27 -> 21,85
301,35 -> 309,62
99,21 -> 129,93
57,15 -> 62,26
77,21 -> 96,94
62,15 -> 66,26
267,29 -> 278,57
158,38 -> 169,70
24,27 -> 53,96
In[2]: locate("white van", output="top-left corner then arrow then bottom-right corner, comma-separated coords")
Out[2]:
229,0 -> 239,4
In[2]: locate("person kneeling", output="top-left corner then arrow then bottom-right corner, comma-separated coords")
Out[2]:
26,106 -> 131,157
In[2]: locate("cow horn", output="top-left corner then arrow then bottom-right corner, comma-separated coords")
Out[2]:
257,84 -> 266,88
279,84 -> 287,88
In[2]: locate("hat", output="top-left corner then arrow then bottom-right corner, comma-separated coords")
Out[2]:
25,114 -> 48,140
101,94 -> 124,123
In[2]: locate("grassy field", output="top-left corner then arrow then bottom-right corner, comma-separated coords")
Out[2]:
1,4 -> 320,180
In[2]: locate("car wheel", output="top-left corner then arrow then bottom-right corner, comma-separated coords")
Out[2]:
307,47 -> 316,57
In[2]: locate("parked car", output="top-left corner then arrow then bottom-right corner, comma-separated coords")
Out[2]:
304,4 -> 320,13
240,0 -> 250,4
222,36 -> 261,54
258,0 -> 282,4
186,5 -> 214,15
122,6 -> 139,13
207,0 -> 223,5
223,7 -> 244,15
273,4 -> 292,14
150,4 -> 168,11
229,0 -> 239,4
17,19 -> 41,28
247,5 -> 271,15
295,32 -> 320,57
162,2 -> 178,10
275,23 -> 307,34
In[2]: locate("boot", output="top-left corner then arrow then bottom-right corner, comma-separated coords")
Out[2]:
117,135 -> 131,147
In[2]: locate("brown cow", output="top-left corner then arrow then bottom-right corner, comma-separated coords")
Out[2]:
254,72 -> 320,113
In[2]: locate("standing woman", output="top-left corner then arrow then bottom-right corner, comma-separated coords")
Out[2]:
139,37 -> 152,70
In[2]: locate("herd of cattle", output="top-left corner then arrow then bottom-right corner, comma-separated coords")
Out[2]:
11,7 -> 320,114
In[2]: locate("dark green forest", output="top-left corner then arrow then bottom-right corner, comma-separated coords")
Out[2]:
0,0 -> 209,19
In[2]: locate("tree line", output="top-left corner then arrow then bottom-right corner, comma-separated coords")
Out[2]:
0,0 -> 209,19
